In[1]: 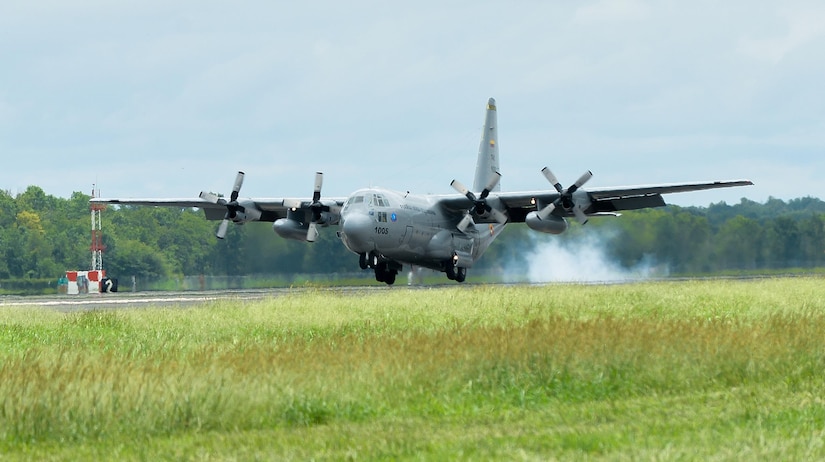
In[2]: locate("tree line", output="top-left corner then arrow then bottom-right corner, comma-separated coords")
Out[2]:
1,186 -> 824,285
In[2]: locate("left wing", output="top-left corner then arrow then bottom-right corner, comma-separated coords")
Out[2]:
504,179 -> 755,223
437,178 -> 754,224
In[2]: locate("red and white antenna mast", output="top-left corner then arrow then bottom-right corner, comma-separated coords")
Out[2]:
90,185 -> 106,271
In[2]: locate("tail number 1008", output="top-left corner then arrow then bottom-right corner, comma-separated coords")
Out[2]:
374,227 -> 389,235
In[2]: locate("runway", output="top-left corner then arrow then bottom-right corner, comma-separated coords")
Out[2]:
1,290 -> 256,311
1,275 -> 803,311
0,285 -> 408,311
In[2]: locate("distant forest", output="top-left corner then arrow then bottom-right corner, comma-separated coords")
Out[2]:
2,186 -> 825,286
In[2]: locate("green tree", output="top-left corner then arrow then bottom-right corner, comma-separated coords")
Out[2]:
798,214 -> 825,267
0,189 -> 17,228
714,215 -> 762,270
761,216 -> 801,268
106,238 -> 172,281
13,210 -> 58,278
302,230 -> 353,273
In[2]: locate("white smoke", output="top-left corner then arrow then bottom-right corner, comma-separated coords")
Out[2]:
501,230 -> 666,283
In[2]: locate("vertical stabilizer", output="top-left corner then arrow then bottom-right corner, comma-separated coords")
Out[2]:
473,98 -> 501,192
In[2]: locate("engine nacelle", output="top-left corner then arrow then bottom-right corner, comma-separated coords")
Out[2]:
273,218 -> 310,241
315,211 -> 336,226
231,211 -> 249,223
525,211 -> 568,235
232,200 -> 263,223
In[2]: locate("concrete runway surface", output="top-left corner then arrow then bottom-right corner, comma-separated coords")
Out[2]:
1,276 -> 788,311
0,286 -> 420,311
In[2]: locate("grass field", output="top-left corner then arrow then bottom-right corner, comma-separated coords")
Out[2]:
1,278 -> 824,460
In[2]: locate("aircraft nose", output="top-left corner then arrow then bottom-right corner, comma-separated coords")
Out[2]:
340,213 -> 373,253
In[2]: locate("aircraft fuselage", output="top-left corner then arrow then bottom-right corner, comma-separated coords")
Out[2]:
338,187 -> 503,283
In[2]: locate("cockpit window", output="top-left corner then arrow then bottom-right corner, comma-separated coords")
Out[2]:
370,194 -> 389,207
343,195 -> 365,213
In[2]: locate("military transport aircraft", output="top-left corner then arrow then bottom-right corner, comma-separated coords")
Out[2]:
91,98 -> 753,285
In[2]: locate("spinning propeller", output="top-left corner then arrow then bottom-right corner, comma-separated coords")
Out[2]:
536,167 -> 593,224
450,172 -> 507,231
199,171 -> 246,239
284,171 -> 325,242
307,172 -> 324,242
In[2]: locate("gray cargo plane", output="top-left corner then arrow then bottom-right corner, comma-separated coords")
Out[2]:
91,98 -> 753,284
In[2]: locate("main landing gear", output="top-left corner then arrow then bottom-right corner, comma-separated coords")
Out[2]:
444,261 -> 467,283
360,252 -> 401,286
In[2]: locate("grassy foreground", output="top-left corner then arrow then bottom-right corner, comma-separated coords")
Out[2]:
1,278 -> 825,460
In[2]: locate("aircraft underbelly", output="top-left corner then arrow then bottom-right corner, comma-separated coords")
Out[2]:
361,198 -> 507,273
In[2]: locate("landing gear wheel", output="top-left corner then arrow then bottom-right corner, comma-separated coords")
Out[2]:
374,262 -> 387,282
455,267 -> 467,283
374,262 -> 397,285
385,271 -> 397,285
359,253 -> 368,270
445,263 -> 456,281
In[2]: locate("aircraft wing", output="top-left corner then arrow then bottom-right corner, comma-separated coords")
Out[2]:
436,179 -> 753,223
89,196 -> 346,222
494,179 -> 754,222
585,179 -> 756,200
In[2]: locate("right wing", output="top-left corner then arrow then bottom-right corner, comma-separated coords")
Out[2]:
91,195 -> 346,242
91,171 -> 346,241
88,196 -> 339,222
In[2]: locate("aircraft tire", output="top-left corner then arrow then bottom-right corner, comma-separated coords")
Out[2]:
385,271 -> 396,285
445,263 -> 456,280
455,267 -> 466,283
359,253 -> 368,269
375,262 -> 387,282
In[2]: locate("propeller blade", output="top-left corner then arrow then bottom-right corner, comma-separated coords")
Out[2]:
307,222 -> 320,242
230,171 -> 245,202
450,179 -> 473,199
573,207 -> 589,225
216,219 -> 230,239
537,203 -> 556,220
456,214 -> 475,232
312,172 -> 323,202
541,167 -> 564,193
480,172 -> 502,198
305,172 -> 325,242
573,170 -> 593,189
489,207 -> 508,224
199,191 -> 221,204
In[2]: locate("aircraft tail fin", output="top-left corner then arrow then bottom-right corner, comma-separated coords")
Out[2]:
473,98 -> 501,192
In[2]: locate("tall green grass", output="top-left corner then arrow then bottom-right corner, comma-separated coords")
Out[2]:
1,278 -> 824,460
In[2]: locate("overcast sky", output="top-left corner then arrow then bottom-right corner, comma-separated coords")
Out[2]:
2,1 -> 824,207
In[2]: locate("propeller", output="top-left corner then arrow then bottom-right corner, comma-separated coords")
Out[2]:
537,167 -> 593,224
200,171 -> 246,239
306,172 -> 324,242
450,172 -> 507,231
